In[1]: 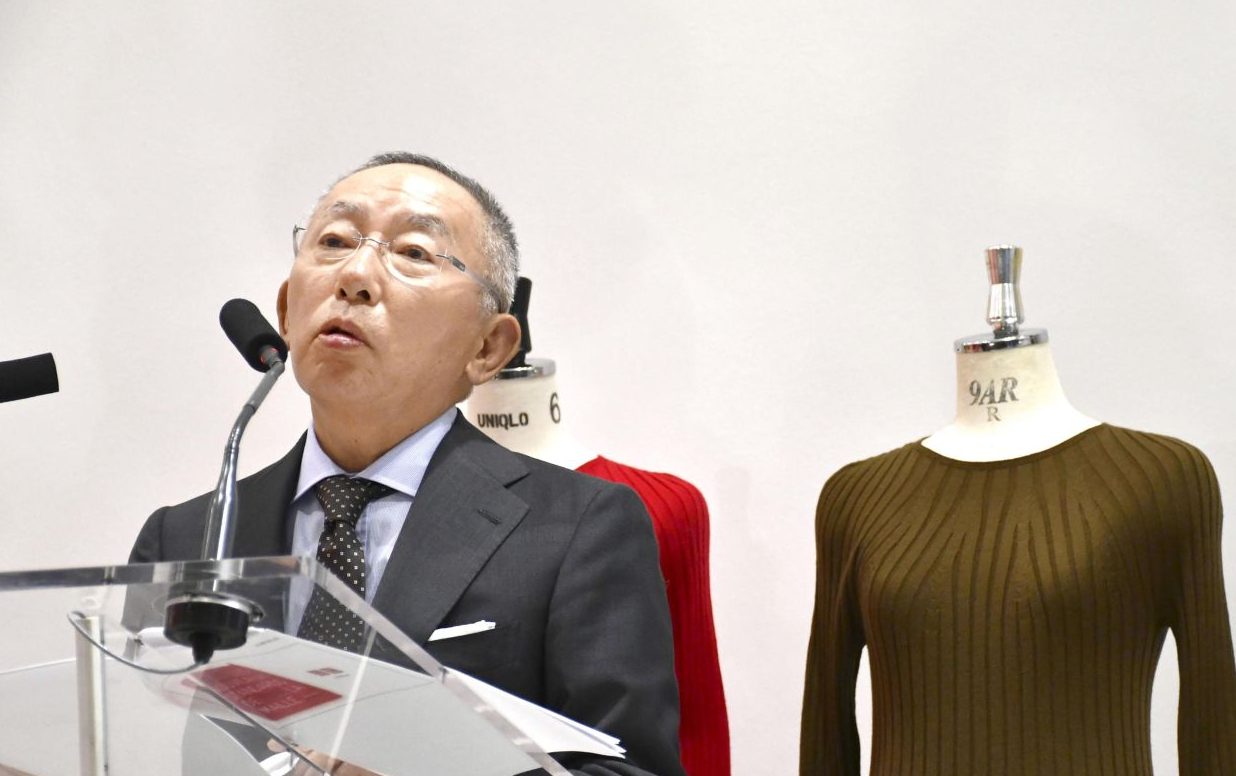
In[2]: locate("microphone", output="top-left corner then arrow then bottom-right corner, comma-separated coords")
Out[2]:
219,298 -> 288,372
0,353 -> 59,403
201,298 -> 287,560
165,299 -> 288,665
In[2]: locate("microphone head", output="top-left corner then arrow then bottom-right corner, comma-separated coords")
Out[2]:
219,299 -> 288,372
0,353 -> 58,404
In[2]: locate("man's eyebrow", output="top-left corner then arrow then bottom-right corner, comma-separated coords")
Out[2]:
401,213 -> 451,238
325,200 -> 367,218
321,201 -> 451,239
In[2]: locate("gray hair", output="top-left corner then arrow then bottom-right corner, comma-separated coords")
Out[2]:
314,152 -> 519,314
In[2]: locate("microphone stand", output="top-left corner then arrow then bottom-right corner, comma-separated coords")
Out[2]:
201,347 -> 285,559
164,346 -> 286,665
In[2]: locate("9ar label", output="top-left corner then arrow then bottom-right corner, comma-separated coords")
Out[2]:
969,377 -> 1019,422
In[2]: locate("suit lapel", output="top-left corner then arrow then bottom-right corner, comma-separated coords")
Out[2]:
372,416 -> 530,644
233,435 -> 305,557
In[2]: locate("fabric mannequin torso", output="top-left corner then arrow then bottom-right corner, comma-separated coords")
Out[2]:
462,359 -> 596,470
921,341 -> 1100,462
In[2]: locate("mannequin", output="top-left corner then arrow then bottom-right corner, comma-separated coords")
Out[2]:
922,245 -> 1100,461
466,356 -> 596,469
800,246 -> 1236,775
466,278 -> 593,468
465,279 -> 731,776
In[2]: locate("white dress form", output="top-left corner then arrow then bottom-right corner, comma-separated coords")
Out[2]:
922,244 -> 1100,462
463,358 -> 596,470
920,341 -> 1100,462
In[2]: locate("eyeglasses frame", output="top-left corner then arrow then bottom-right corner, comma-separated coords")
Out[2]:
291,225 -> 504,312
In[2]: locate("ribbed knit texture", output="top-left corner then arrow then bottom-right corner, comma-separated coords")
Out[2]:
801,424 -> 1236,775
578,456 -> 731,776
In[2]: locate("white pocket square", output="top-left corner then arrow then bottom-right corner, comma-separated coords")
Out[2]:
428,620 -> 496,642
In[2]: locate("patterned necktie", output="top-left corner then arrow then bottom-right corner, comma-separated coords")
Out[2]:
297,475 -> 393,651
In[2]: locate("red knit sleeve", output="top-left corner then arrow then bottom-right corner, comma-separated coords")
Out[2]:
578,457 -> 731,776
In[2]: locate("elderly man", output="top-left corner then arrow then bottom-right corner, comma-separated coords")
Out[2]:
130,153 -> 683,776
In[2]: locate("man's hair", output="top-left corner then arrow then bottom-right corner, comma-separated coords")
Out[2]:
345,152 -> 519,314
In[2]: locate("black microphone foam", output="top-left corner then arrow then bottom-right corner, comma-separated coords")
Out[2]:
219,299 -> 288,372
0,353 -> 59,403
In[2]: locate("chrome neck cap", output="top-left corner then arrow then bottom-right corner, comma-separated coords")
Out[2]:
495,357 -> 557,380
954,244 -> 1049,353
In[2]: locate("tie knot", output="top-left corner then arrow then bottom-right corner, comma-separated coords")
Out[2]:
313,475 -> 394,527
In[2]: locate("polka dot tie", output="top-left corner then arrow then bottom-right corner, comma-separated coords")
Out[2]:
297,475 -> 393,652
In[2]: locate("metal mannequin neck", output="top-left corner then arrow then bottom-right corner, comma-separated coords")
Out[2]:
953,244 -> 1049,353
955,328 -> 1049,353
494,357 -> 557,380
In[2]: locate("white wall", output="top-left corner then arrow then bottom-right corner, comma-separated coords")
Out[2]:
2,2 -> 1234,773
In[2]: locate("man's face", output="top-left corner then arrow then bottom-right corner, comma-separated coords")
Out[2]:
278,163 -> 493,419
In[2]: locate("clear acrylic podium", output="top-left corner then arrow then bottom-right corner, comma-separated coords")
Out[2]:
0,555 -> 571,776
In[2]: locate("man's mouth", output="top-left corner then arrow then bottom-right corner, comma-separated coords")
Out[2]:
318,319 -> 368,347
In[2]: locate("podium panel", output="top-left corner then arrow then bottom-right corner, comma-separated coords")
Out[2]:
0,556 -> 569,776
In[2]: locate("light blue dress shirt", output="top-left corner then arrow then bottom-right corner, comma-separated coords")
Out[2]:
285,406 -> 457,633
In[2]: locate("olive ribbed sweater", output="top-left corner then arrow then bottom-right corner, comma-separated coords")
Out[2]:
800,424 -> 1236,775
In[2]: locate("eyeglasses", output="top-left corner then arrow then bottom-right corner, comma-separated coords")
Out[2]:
292,225 -> 502,310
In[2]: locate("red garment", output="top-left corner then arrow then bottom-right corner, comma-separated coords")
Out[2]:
577,456 -> 730,776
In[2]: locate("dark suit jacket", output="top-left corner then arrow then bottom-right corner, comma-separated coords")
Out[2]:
130,415 -> 684,776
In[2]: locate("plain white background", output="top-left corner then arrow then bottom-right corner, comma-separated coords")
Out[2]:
2,2 -> 1234,773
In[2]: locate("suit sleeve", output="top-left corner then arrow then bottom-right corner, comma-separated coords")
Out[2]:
1167,445 -> 1236,774
121,508 -> 171,633
129,507 -> 168,563
543,483 -> 685,776
800,465 -> 865,776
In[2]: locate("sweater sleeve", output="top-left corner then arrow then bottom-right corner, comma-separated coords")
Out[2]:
1167,444 -> 1236,774
800,464 -> 866,776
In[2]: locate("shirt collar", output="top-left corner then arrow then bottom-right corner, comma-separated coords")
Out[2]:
294,407 -> 458,502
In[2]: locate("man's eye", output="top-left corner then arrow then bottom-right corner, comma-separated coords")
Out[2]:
319,234 -> 354,250
398,245 -> 434,263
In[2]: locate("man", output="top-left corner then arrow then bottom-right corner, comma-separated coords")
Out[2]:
130,153 -> 684,776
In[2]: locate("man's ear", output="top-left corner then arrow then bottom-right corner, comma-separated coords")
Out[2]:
276,280 -> 290,342
466,313 -> 522,386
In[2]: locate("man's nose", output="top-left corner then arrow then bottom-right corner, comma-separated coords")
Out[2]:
336,242 -> 384,303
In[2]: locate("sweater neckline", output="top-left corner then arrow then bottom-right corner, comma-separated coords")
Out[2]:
912,422 -> 1109,469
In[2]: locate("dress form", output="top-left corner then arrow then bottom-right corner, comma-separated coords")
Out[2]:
462,278 -> 595,469
802,428 -> 1236,775
800,245 -> 1236,775
466,278 -> 732,776
465,357 -> 596,470
922,245 -> 1099,462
